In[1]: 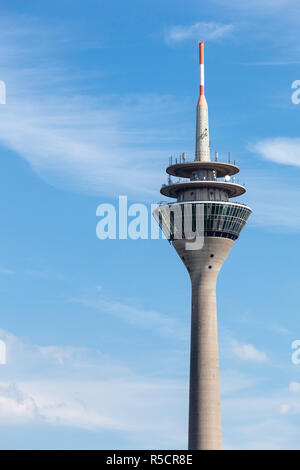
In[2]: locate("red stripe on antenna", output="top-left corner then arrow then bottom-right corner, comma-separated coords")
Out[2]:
199,41 -> 204,65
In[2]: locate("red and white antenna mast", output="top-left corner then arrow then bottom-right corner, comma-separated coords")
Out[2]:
199,40 -> 205,99
195,41 -> 210,162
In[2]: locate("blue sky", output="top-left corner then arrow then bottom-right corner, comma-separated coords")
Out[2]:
0,0 -> 299,450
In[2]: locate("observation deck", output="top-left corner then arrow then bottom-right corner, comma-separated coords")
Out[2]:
157,153 -> 252,241
155,200 -> 252,241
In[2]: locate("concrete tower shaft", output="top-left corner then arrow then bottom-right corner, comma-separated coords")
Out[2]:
173,237 -> 234,450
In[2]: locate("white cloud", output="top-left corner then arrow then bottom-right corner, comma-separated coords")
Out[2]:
289,381 -> 300,392
0,376 -> 187,441
251,138 -> 300,167
18,378 -> 187,438
165,21 -> 233,44
0,328 -> 187,446
38,346 -> 85,366
0,383 -> 40,424
232,340 -> 268,362
279,403 -> 290,414
2,327 -> 300,448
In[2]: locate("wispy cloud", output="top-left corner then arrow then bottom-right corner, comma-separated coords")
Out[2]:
271,324 -> 291,336
0,382 -> 40,425
0,267 -> 15,275
213,0 -> 300,14
243,60 -> 300,66
0,16 -> 189,201
231,340 -> 268,362
212,0 -> 300,63
71,289 -> 188,341
164,21 -> 233,44
0,92 -> 178,200
1,327 -> 300,448
0,266 -> 64,279
251,137 -> 300,167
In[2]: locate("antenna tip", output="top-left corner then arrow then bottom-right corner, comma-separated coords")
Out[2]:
199,41 -> 204,66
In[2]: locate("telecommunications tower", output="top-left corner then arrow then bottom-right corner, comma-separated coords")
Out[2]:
154,42 -> 252,450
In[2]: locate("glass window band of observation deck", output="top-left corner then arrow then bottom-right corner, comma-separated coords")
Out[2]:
157,202 -> 252,241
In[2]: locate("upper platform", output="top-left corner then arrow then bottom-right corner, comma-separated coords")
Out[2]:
160,180 -> 246,198
166,161 -> 239,178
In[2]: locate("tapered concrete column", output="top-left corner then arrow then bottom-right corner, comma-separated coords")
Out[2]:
189,269 -> 221,450
173,237 -> 234,450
